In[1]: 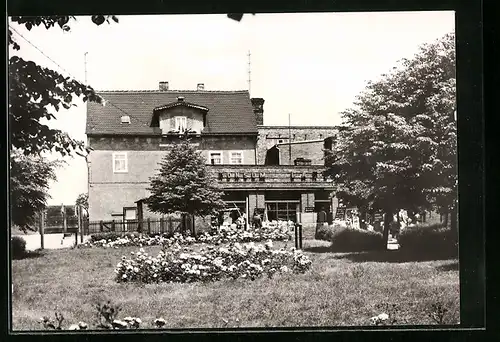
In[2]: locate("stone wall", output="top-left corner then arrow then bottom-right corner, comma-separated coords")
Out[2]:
256,126 -> 339,165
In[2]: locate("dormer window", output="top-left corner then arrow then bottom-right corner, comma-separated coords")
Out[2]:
120,115 -> 130,124
174,116 -> 187,133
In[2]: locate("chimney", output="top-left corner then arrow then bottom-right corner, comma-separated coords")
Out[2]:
159,81 -> 169,91
251,98 -> 265,125
197,83 -> 205,91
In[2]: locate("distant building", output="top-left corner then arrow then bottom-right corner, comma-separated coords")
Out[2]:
86,82 -> 341,225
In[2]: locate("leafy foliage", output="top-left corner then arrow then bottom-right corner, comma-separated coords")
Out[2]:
75,193 -> 89,215
10,149 -> 64,230
115,243 -> 312,284
83,225 -> 291,249
398,223 -> 458,258
9,57 -> 102,156
329,228 -> 384,252
327,32 -> 457,235
145,139 -> 226,217
8,16 -> 118,229
11,236 -> 27,259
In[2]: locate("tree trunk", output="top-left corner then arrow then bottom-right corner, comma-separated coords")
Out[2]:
382,209 -> 393,250
450,201 -> 458,232
191,214 -> 196,237
182,213 -> 187,235
359,208 -> 367,230
443,208 -> 449,228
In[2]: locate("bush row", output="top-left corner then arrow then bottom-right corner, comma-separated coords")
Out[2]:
398,223 -> 458,257
315,224 -> 384,252
83,225 -> 292,249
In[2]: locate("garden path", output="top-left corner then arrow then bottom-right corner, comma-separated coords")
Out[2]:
12,233 -> 91,251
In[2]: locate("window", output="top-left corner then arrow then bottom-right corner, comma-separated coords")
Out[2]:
209,151 -> 223,165
113,152 -> 128,173
230,151 -> 243,164
266,202 -> 299,222
174,116 -> 187,132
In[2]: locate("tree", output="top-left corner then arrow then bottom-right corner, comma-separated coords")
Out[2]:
145,138 -> 225,236
328,32 -> 457,247
75,193 -> 89,216
10,148 -> 65,231
8,16 -> 119,156
8,16 -> 118,229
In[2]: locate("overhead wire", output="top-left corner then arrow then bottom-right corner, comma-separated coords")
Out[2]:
9,24 -> 150,128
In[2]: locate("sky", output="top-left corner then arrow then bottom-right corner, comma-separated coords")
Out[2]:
8,11 -> 455,205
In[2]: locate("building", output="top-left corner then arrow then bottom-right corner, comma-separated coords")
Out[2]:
86,82 -> 341,226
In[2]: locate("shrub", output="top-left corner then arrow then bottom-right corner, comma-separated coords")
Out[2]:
330,228 -> 384,252
83,225 -> 291,249
398,223 -> 457,258
89,232 -> 125,243
315,223 -> 345,241
11,236 -> 27,259
115,241 -> 312,284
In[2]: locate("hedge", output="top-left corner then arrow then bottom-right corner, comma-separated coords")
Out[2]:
11,236 -> 27,259
398,223 -> 458,257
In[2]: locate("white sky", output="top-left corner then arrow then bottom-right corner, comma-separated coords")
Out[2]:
8,11 -> 455,205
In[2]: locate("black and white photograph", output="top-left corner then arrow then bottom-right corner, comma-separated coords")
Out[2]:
8,10 -> 467,331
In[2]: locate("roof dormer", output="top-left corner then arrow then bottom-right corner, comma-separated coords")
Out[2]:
150,96 -> 209,135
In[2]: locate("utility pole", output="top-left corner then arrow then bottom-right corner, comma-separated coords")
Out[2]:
289,113 -> 292,165
39,211 -> 44,250
247,50 -> 251,97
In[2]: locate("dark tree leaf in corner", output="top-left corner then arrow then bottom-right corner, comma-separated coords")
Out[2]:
91,15 -> 106,25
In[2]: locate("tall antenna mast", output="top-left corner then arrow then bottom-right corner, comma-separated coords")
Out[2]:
247,50 -> 251,96
84,52 -> 88,83
289,113 -> 292,164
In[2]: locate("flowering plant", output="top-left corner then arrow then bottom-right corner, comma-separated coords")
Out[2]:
115,240 -> 311,284
81,223 -> 292,249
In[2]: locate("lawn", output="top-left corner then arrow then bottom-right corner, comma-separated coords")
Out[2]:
11,239 -> 460,330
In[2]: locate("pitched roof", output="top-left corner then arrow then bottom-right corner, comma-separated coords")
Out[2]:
86,90 -> 257,135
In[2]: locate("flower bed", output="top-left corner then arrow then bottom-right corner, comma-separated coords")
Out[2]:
115,240 -> 312,283
81,224 -> 292,249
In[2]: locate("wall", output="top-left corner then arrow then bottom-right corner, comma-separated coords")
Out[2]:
278,141 -> 326,166
159,106 -> 205,133
88,182 -> 150,220
88,135 -> 258,221
256,126 -> 339,165
199,136 -> 256,165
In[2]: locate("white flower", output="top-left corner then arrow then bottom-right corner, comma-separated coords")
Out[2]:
280,266 -> 289,273
378,313 -> 389,321
68,324 -> 80,330
112,319 -> 128,329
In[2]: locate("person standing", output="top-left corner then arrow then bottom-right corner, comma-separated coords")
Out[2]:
316,207 -> 328,235
253,209 -> 262,229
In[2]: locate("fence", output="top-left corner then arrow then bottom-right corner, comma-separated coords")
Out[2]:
84,217 -> 184,236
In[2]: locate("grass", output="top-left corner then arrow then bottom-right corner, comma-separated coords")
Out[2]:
11,239 -> 460,330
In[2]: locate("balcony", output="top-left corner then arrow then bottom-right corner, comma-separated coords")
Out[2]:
208,164 -> 335,191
